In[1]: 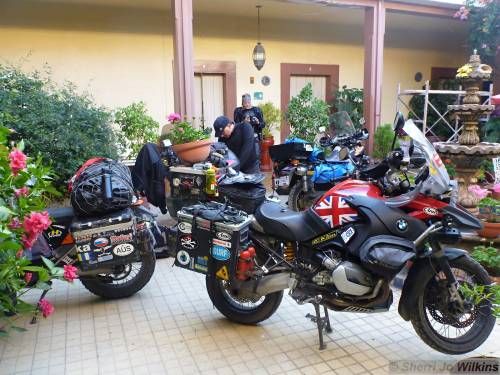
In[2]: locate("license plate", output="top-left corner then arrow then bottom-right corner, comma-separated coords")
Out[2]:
274,175 -> 289,187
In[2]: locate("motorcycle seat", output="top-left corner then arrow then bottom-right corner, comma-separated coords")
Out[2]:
254,201 -> 330,242
47,207 -> 75,226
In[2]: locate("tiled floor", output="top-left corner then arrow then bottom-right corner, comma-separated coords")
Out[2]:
0,257 -> 498,375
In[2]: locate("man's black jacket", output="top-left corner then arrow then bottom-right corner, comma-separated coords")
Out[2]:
233,106 -> 265,138
132,142 -> 167,213
218,123 -> 259,174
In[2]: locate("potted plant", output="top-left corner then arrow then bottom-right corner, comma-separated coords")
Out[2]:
162,114 -> 212,165
470,244 -> 500,284
477,196 -> 500,238
258,102 -> 281,172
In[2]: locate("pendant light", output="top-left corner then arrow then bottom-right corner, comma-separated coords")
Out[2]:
252,5 -> 266,71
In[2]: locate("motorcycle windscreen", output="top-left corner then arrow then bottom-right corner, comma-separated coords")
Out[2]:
403,119 -> 450,195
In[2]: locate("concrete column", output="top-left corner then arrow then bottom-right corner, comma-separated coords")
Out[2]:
363,1 -> 385,154
172,0 -> 195,118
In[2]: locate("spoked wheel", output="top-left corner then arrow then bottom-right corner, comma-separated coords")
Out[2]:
410,256 -> 495,354
206,275 -> 283,324
288,184 -> 321,211
80,251 -> 155,299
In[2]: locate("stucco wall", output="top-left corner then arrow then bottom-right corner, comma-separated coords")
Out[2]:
0,1 -> 466,142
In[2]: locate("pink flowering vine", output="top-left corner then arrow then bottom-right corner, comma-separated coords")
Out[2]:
168,113 -> 182,123
22,211 -> 51,249
8,149 -> 27,175
15,187 -> 29,198
38,299 -> 55,318
63,265 -> 79,282
468,184 -> 490,199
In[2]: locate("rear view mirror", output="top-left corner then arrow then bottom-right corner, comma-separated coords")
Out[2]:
339,147 -> 349,161
392,112 -> 405,133
361,128 -> 369,140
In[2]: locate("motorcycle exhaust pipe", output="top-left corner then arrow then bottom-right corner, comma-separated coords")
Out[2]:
238,272 -> 293,297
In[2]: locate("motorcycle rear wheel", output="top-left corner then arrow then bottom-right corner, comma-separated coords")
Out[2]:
80,251 -> 156,299
409,256 -> 495,354
206,275 -> 283,324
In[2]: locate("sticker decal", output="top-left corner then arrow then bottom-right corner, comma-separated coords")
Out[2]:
180,235 -> 197,250
113,243 -> 134,256
216,232 -> 232,241
212,245 -> 231,261
94,237 -> 109,248
216,265 -> 229,281
423,207 -> 439,216
48,229 -> 63,238
176,250 -> 190,266
110,233 -> 133,244
213,238 -> 232,248
311,230 -> 338,245
178,222 -> 192,234
341,227 -> 355,244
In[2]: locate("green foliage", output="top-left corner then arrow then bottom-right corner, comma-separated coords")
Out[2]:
0,64 -> 120,194
164,118 -> 210,145
458,0 -> 500,69
333,85 -> 364,129
286,83 -> 330,143
114,102 -> 159,159
0,126 -> 66,336
471,244 -> 499,275
460,283 -> 500,318
373,124 -> 398,159
258,102 -> 281,138
484,117 -> 500,143
478,197 -> 500,207
408,79 -> 459,140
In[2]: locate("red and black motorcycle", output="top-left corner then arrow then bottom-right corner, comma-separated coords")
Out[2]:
200,113 -> 495,354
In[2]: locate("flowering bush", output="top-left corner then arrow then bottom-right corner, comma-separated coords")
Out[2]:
0,125 -> 75,336
163,113 -> 211,145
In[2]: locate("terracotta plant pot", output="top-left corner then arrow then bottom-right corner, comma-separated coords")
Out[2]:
260,136 -> 274,172
172,139 -> 212,165
477,221 -> 500,239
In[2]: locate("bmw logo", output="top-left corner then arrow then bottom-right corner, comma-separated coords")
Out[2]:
396,219 -> 408,231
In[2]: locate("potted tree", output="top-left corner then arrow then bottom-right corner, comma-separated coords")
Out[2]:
258,102 -> 281,172
469,183 -> 500,238
162,114 -> 212,165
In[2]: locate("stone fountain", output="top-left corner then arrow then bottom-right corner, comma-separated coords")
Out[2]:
434,51 -> 500,209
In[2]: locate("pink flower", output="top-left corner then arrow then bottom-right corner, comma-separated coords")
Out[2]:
15,187 -> 29,198
8,149 -> 27,175
38,299 -> 54,318
468,184 -> 490,199
168,113 -> 182,122
23,212 -> 51,237
16,248 -> 24,259
8,217 -> 22,229
493,184 -> 500,194
454,6 -> 469,20
24,272 -> 32,284
63,265 -> 79,282
21,233 -> 38,250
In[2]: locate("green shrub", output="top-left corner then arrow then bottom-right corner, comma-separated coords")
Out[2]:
0,65 -> 120,193
286,83 -> 330,143
484,117 -> 500,143
373,124 -> 398,159
258,102 -> 281,138
114,102 -> 159,159
471,244 -> 499,275
333,85 -> 364,129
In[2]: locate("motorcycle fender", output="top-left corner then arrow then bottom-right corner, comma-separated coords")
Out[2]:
398,248 -> 468,321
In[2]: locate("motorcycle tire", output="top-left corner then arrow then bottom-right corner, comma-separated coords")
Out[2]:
288,183 -> 321,212
206,275 -> 283,324
80,251 -> 156,299
409,256 -> 495,355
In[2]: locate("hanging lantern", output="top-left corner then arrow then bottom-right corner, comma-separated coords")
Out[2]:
252,5 -> 266,71
253,42 -> 266,71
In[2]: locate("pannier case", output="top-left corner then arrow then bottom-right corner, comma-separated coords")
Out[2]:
71,208 -> 139,271
174,203 -> 251,281
269,142 -> 313,161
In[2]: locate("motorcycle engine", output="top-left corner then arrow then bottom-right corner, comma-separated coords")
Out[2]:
313,251 -> 374,296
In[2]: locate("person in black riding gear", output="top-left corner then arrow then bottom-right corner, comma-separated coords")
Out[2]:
213,116 -> 260,174
233,93 -> 265,141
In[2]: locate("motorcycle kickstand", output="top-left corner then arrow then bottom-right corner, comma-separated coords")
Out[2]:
306,303 -> 332,350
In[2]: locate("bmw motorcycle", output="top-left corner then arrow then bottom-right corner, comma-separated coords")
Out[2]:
203,113 -> 495,354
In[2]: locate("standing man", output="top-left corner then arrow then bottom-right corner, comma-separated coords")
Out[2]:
213,116 -> 260,174
233,93 -> 265,141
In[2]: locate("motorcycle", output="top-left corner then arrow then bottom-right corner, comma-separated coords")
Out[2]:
29,165 -> 157,300
271,125 -> 370,211
178,112 -> 495,354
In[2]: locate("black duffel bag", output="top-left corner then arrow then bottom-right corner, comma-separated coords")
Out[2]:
70,159 -> 135,217
217,182 -> 266,214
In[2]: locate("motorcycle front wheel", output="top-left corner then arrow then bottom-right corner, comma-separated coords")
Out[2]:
80,251 -> 156,299
288,183 -> 322,211
206,275 -> 283,324
409,256 -> 495,354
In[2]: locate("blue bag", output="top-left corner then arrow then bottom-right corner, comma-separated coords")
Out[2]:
312,161 -> 354,184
